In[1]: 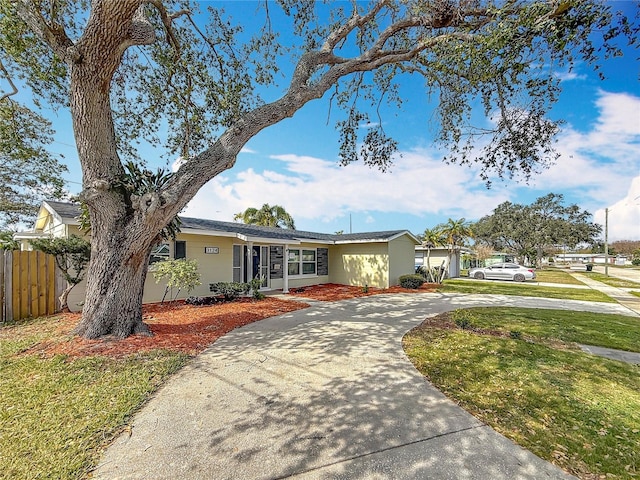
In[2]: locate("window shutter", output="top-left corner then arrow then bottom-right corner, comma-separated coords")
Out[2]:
317,248 -> 329,275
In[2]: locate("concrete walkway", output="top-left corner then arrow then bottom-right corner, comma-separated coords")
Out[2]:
569,272 -> 640,315
93,293 -> 636,480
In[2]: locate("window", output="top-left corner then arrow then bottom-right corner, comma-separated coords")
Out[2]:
149,243 -> 170,264
287,248 -> 317,276
302,249 -> 316,275
288,249 -> 300,275
175,240 -> 186,259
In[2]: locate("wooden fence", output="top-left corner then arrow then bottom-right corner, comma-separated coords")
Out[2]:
1,250 -> 64,323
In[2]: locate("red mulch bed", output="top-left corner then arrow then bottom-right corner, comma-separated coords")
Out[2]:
286,282 -> 439,301
23,283 -> 438,360
26,298 -> 309,359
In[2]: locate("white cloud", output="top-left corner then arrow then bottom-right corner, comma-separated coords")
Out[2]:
594,177 -> 640,241
182,90 -> 639,238
529,91 -> 640,218
182,148 -> 511,226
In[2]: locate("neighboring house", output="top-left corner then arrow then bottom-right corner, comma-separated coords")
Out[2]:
552,253 -> 628,265
15,201 -> 420,311
414,245 -> 472,279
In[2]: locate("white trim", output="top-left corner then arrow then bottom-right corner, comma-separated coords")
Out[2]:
283,244 -> 290,293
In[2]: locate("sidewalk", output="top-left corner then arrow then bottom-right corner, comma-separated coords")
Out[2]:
570,273 -> 640,316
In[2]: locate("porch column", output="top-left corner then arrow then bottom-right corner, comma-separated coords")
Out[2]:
283,244 -> 289,293
247,241 -> 253,282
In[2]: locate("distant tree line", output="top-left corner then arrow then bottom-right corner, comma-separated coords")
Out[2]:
472,194 -> 601,267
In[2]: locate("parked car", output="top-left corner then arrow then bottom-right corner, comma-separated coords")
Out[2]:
469,263 -> 536,282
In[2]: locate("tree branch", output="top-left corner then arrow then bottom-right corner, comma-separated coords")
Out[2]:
15,0 -> 79,62
0,59 -> 18,101
147,0 -> 189,55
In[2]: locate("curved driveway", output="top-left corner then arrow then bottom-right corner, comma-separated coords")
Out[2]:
94,293 -> 635,480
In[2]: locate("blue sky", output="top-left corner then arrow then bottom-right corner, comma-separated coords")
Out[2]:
34,2 -> 640,241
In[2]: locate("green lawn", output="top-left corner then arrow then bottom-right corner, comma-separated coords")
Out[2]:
440,279 -> 614,303
533,268 -> 586,285
0,317 -> 189,480
403,307 -> 640,479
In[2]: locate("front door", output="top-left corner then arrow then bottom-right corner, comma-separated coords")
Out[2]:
251,245 -> 269,288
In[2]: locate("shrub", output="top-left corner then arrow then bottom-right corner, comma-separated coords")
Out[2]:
209,282 -> 248,301
454,317 -> 473,329
151,258 -> 201,302
399,274 -> 425,289
632,258 -> 640,266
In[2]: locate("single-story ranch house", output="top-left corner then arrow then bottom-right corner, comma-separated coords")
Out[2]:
16,201 -> 421,311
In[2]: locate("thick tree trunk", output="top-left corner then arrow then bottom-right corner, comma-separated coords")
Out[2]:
74,228 -> 153,339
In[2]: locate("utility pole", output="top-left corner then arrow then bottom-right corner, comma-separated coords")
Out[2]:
604,207 -> 609,277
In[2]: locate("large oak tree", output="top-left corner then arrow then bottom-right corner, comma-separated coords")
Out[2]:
1,0 -> 635,338
473,193 -> 603,266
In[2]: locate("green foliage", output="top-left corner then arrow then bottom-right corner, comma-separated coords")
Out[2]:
399,274 -> 425,289
633,259 -> 640,266
4,2 -> 636,179
0,230 -> 19,250
75,162 -> 182,240
234,204 -> 296,229
473,193 -> 601,267
209,281 -> 251,301
249,277 -> 265,300
30,235 -> 91,287
151,258 -> 201,302
0,101 -> 67,227
3,1 -> 637,337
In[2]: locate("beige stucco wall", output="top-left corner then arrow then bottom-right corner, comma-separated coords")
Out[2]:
67,233 -> 238,311
388,235 -> 419,286
329,242 -> 390,288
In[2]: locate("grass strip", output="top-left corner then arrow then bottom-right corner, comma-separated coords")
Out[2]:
440,279 -> 614,303
451,307 -> 640,352
533,269 -> 586,285
404,310 -> 640,479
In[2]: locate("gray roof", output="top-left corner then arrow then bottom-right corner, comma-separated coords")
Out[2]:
43,201 -> 418,244
45,200 -> 85,221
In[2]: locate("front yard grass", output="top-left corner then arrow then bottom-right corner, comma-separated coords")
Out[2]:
0,316 -> 189,480
533,268 -> 586,285
440,279 -> 614,303
404,307 -> 640,479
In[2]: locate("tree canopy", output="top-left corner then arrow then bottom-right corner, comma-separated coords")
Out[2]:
0,101 -> 67,227
473,193 -> 602,266
234,204 -> 296,229
2,0 -> 635,339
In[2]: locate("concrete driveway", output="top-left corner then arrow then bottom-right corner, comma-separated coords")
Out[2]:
93,293 -> 634,480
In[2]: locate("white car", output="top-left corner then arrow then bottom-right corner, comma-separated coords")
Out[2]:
469,263 -> 536,282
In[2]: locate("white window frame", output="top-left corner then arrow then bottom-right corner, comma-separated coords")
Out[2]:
287,248 -> 317,277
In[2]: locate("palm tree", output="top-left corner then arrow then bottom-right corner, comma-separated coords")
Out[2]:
436,218 -> 474,282
422,227 -> 445,283
234,204 -> 296,229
